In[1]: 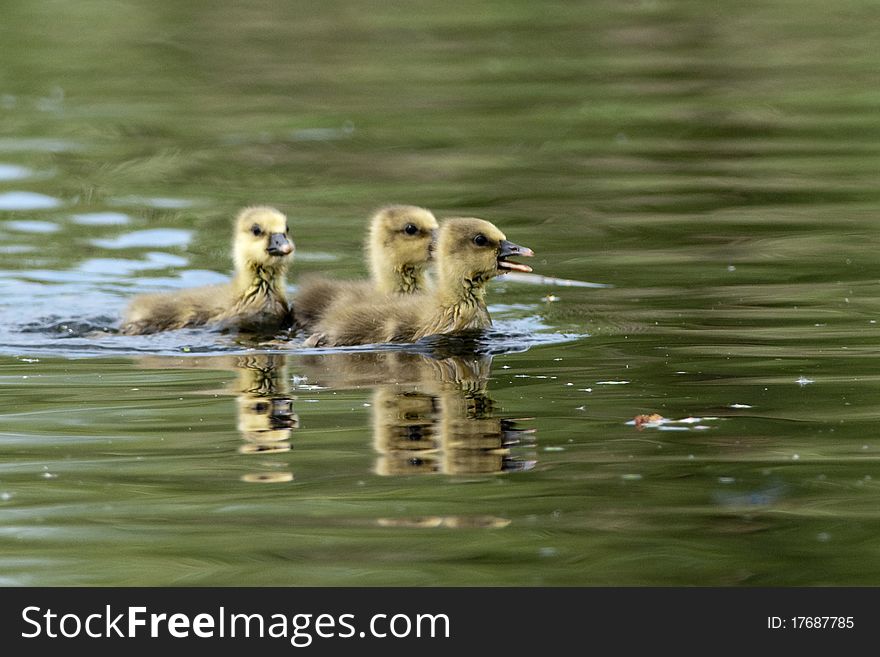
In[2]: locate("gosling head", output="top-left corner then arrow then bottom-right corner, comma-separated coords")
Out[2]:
233,206 -> 294,273
367,205 -> 439,292
436,217 -> 534,289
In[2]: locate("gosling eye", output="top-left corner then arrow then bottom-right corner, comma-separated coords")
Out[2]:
251,224 -> 263,237
285,224 -> 289,234
254,402 -> 269,412
403,223 -> 419,236
473,234 -> 488,247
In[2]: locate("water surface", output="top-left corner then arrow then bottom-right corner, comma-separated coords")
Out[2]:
1,0 -> 880,586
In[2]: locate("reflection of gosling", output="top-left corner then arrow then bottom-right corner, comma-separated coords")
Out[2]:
234,354 -> 298,452
236,396 -> 297,450
308,217 -> 533,346
360,352 -> 535,476
372,387 -> 441,476
439,388 -> 535,475
295,205 -> 437,329
370,381 -> 535,476
121,206 -> 294,335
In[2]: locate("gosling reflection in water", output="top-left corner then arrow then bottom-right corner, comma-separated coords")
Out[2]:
301,351 -> 536,477
137,354 -> 297,483
372,385 -> 440,476
234,354 -> 298,457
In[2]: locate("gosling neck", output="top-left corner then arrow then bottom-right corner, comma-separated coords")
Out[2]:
418,269 -> 492,336
375,263 -> 427,295
435,269 -> 491,311
233,259 -> 289,308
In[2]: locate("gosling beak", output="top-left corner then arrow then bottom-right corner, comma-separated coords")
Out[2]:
497,239 -> 534,273
267,233 -> 293,257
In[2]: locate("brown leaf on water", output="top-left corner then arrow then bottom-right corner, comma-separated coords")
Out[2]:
633,413 -> 664,429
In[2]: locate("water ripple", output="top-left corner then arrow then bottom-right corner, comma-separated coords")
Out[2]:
108,196 -> 198,209
3,220 -> 60,234
0,164 -> 33,181
91,229 -> 192,249
70,212 -> 132,226
0,138 -> 79,153
0,192 -> 63,211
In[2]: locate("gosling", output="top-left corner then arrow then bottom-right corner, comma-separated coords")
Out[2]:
294,205 -> 438,329
121,206 -> 295,335
306,217 -> 533,346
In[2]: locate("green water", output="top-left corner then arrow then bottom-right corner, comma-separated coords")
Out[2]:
2,0 -> 880,585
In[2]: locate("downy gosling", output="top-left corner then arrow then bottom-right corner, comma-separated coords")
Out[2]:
294,205 -> 438,329
121,206 -> 295,335
306,217 -> 533,346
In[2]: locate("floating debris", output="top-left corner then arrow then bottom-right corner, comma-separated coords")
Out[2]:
241,472 -> 294,483
796,376 -> 815,386
633,413 -> 664,428
628,414 -> 721,431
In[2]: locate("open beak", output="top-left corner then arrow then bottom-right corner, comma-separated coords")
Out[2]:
267,233 -> 293,257
497,239 -> 534,273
